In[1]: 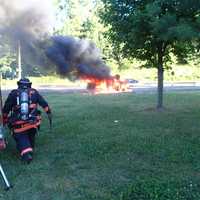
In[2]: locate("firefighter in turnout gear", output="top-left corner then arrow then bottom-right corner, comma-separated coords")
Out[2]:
2,78 -> 52,164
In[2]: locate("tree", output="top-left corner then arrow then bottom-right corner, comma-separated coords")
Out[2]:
100,0 -> 200,109
55,0 -> 93,37
0,53 -> 17,79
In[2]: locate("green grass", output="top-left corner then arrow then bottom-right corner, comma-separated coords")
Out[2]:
0,91 -> 200,199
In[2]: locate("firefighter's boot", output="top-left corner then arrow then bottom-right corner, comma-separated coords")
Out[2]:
21,152 -> 33,164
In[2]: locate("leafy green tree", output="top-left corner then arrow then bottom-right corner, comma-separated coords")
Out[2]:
0,53 -> 17,79
55,0 -> 93,37
100,0 -> 200,109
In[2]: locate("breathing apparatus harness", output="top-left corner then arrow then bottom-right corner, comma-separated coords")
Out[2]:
6,79 -> 41,133
16,79 -> 35,122
12,78 -> 52,129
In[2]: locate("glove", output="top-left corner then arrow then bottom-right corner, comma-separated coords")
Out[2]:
44,107 -> 52,129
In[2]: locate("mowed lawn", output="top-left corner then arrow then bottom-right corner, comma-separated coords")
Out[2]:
1,91 -> 200,200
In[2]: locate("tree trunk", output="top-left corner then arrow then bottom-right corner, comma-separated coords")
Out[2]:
157,53 -> 164,109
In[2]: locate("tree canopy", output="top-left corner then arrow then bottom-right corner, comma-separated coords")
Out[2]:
100,0 -> 200,108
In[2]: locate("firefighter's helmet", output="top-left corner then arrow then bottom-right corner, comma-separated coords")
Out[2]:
17,78 -> 32,89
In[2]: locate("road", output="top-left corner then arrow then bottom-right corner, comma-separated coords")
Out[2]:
36,82 -> 200,93
132,82 -> 200,93
2,82 -> 200,94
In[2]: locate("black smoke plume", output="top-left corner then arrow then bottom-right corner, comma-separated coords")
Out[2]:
46,36 -> 110,79
0,0 -> 54,65
0,0 -> 110,80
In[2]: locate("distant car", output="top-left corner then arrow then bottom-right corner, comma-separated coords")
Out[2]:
125,79 -> 139,89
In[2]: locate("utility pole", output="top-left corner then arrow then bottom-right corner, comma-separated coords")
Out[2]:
18,40 -> 22,80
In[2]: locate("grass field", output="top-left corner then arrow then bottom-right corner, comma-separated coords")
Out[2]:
0,91 -> 200,200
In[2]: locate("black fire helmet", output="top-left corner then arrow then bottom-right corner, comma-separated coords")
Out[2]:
17,78 -> 32,89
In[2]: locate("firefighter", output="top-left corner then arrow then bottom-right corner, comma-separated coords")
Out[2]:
2,78 -> 52,164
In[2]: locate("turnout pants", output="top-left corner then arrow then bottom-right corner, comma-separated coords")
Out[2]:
13,128 -> 37,157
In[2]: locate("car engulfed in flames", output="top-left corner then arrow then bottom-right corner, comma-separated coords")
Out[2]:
81,74 -> 137,94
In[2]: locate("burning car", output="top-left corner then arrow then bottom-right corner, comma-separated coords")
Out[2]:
83,74 -> 137,93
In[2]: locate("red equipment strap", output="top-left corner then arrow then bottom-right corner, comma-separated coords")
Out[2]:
13,115 -> 41,133
13,121 -> 41,133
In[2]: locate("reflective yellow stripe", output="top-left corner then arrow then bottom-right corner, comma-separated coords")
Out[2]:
21,147 -> 33,156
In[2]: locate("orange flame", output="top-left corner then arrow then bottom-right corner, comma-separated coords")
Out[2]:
80,75 -> 128,94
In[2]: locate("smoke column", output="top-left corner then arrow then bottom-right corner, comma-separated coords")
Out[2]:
0,0 -> 54,43
0,0 -> 110,79
0,0 -> 54,67
46,36 -> 110,79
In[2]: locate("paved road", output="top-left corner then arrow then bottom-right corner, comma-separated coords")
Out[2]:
36,82 -> 200,93
133,83 -> 200,93
2,83 -> 200,94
